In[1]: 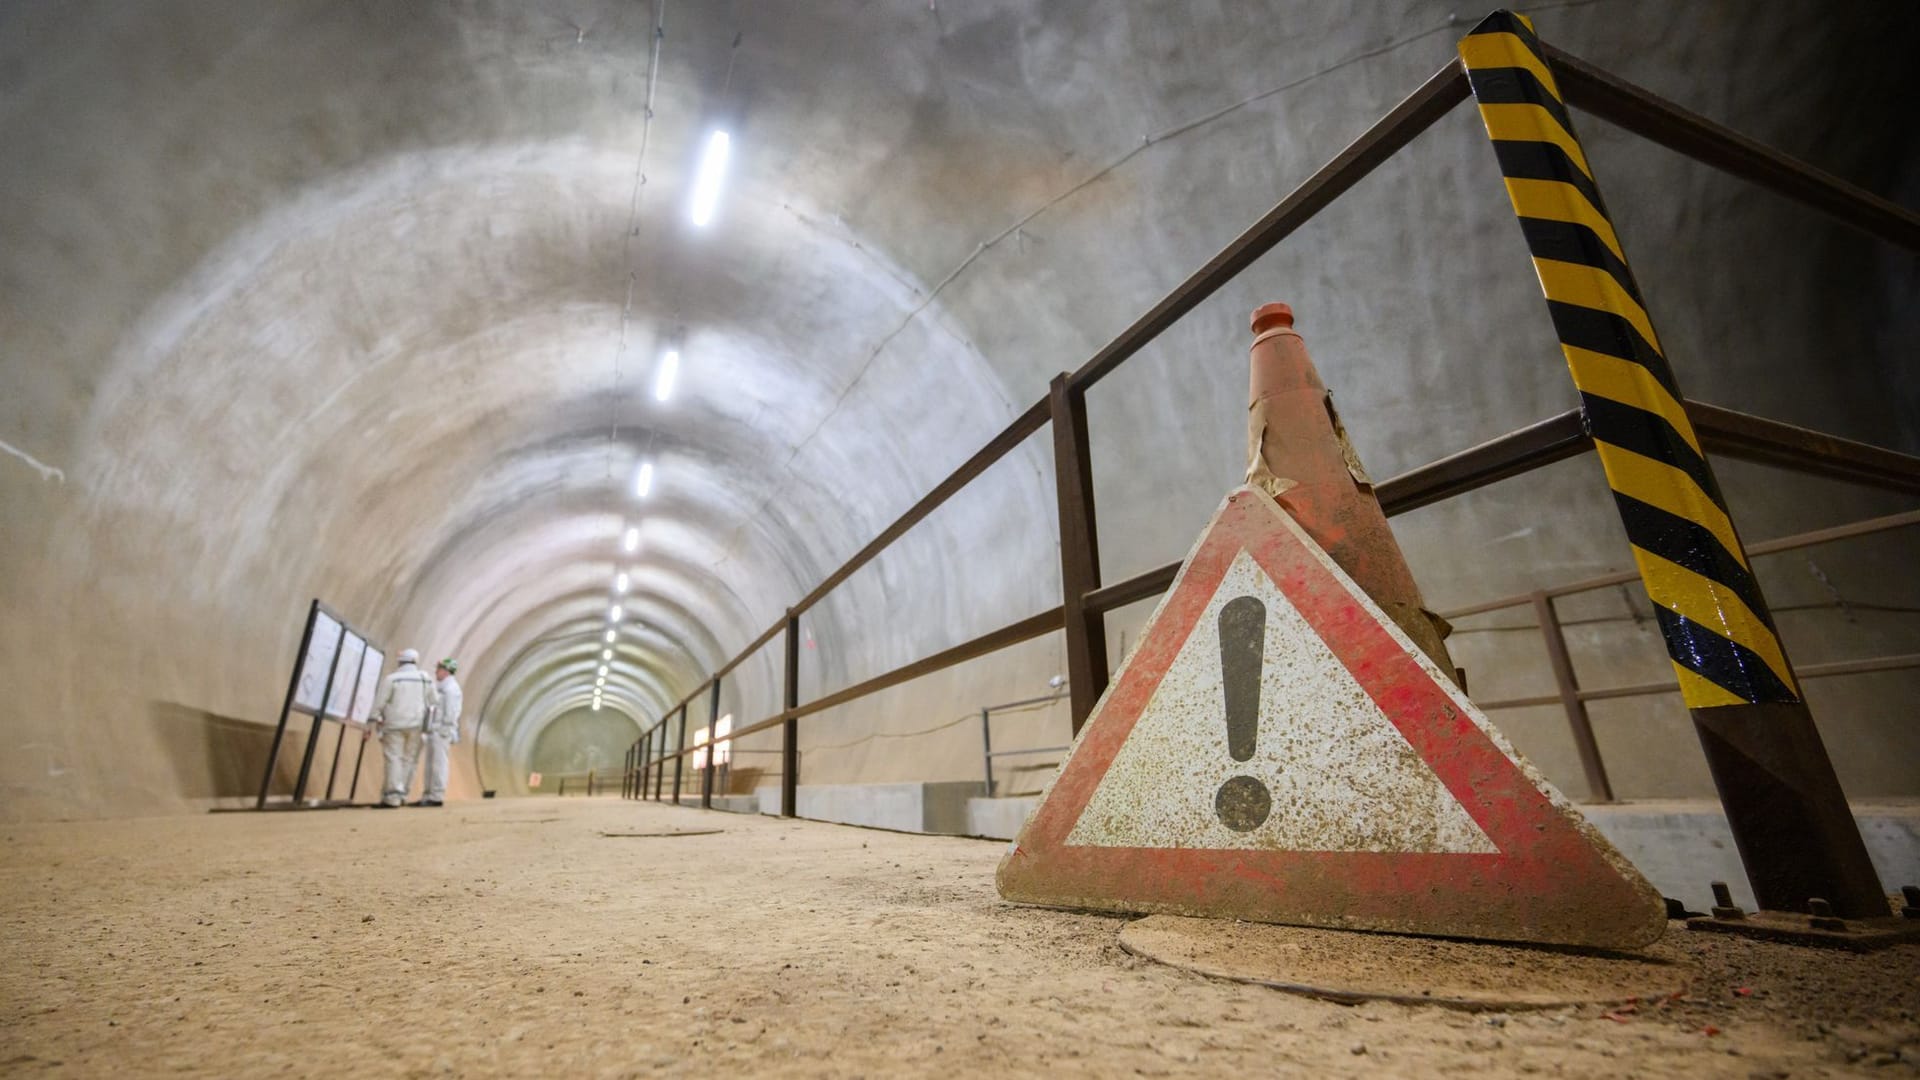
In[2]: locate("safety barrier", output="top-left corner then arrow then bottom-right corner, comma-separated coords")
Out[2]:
621,12 -> 1920,919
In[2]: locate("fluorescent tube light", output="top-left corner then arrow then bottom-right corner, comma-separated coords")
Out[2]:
654,350 -> 679,402
689,131 -> 731,226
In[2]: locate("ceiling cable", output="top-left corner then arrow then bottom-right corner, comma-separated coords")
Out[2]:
606,0 -> 668,482
721,31 -> 742,101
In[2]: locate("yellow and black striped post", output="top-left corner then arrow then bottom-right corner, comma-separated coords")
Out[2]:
1458,11 -> 1884,916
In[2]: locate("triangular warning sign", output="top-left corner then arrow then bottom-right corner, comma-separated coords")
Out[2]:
998,487 -> 1665,948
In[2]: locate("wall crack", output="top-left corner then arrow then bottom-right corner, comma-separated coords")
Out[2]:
0,437 -> 66,485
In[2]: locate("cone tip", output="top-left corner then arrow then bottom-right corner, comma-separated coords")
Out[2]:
1251,302 -> 1294,335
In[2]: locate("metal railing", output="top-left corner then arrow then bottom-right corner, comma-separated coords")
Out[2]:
1445,507 -> 1920,802
540,770 -> 622,797
618,40 -> 1920,863
979,691 -> 1069,798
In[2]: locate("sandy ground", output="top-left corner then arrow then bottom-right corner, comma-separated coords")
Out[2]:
2,797 -> 1916,1078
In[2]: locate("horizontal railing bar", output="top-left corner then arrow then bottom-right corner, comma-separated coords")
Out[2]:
1745,508 -> 1920,558
1469,692 -> 1560,710
984,692 -> 1068,713
786,605 -> 1066,726
986,745 -> 1070,759
1445,506 -> 1920,619
1085,408 -> 1595,616
1065,60 -> 1470,394
1691,402 -> 1920,497
1546,45 -> 1920,253
1774,653 -> 1920,681
1089,397 -> 1920,622
1476,653 -> 1920,712
1371,408 -> 1592,515
1083,562 -> 1181,615
655,606 -> 1067,763
792,397 -> 1053,625
653,397 -> 1054,721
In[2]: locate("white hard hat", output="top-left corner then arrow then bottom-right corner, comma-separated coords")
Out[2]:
398,648 -> 420,664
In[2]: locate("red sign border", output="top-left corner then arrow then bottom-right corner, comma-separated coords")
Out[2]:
997,488 -> 1663,948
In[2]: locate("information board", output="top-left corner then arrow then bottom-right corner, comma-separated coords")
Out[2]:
323,633 -> 366,719
349,646 -> 385,725
292,610 -> 344,714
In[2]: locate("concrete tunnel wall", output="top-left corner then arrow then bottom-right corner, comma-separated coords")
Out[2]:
0,1 -> 1914,821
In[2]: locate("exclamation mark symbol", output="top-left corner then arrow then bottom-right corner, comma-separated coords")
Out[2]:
1214,595 -> 1271,832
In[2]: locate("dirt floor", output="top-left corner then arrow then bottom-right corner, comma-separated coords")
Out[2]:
1,797 -> 1916,1078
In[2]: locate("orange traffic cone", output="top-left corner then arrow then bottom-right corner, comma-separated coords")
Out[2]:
1246,302 -> 1454,677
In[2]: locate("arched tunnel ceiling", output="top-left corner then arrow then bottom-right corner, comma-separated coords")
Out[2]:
1,1 -> 1914,816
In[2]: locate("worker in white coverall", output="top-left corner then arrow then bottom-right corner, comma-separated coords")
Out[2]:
419,657 -> 463,807
368,648 -> 438,808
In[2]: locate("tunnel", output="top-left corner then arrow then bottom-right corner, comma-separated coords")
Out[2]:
2,1 -> 1917,1075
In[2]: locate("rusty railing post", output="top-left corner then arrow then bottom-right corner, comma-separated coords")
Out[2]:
783,612 -> 800,817
672,705 -> 686,804
1050,373 -> 1109,736
1531,592 -> 1615,802
702,679 -> 719,810
654,724 -> 666,800
980,708 -> 995,796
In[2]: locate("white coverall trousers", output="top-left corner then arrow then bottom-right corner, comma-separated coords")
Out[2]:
380,726 -> 425,806
423,731 -> 453,803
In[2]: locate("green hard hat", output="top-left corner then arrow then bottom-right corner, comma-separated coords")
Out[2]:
439,657 -> 459,673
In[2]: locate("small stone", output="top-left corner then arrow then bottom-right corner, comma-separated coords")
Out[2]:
1350,1044 -> 1367,1056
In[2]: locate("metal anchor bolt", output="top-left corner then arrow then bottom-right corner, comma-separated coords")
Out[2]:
1709,881 -> 1744,921
1807,897 -> 1847,932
